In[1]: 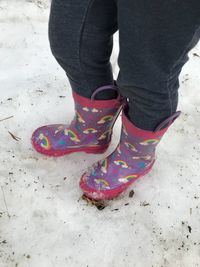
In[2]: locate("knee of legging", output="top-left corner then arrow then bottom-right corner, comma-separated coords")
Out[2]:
50,42 -> 83,90
49,33 -> 77,69
49,18 -> 80,73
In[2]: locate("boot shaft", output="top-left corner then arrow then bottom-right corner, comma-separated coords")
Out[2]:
116,109 -> 181,171
71,89 -> 124,146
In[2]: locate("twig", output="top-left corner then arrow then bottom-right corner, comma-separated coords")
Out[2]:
1,186 -> 10,219
8,131 -> 21,141
0,116 -> 14,123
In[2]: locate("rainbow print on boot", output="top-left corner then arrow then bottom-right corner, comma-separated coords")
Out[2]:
80,110 -> 181,200
32,87 -> 123,157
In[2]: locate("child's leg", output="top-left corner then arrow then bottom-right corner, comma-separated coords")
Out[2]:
116,0 -> 200,131
32,1 -> 123,157
80,0 -> 200,200
49,0 -> 118,99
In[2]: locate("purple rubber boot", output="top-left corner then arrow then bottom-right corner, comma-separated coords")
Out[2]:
80,107 -> 181,200
32,85 -> 124,157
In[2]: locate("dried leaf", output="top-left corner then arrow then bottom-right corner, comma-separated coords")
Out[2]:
81,194 -> 106,210
129,190 -> 135,198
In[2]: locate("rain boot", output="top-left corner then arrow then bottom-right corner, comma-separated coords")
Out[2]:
80,107 -> 181,200
32,85 -> 124,157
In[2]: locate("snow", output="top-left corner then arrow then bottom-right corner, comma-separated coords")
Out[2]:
1,1 -> 200,266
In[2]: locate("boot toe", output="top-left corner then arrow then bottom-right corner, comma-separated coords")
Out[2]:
80,172 -> 131,201
79,156 -> 155,200
80,173 -> 110,200
31,126 -> 54,155
79,161 -> 126,200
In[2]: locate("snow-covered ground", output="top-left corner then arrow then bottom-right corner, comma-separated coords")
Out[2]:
1,1 -> 200,266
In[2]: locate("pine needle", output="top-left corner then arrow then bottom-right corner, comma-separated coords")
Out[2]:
1,186 -> 10,219
0,115 -> 14,123
8,131 -> 21,141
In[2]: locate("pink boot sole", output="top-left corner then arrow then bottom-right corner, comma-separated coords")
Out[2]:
32,137 -> 110,157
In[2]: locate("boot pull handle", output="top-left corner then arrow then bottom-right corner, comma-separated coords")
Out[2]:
91,81 -> 121,101
154,111 -> 181,132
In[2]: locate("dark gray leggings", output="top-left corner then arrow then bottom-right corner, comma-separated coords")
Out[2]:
49,0 -> 200,131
